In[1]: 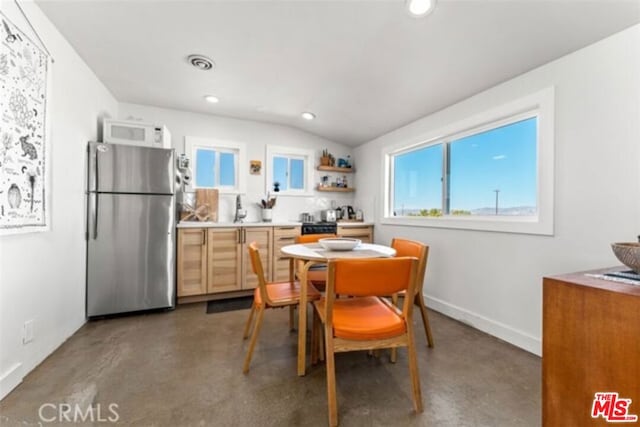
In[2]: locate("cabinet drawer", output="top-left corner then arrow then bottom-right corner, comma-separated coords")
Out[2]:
272,226 -> 299,282
338,226 -> 373,243
273,226 -> 301,238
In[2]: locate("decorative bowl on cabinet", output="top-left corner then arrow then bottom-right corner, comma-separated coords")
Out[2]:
611,242 -> 640,273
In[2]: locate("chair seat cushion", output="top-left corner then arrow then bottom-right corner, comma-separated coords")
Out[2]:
315,296 -> 406,340
255,281 -> 321,306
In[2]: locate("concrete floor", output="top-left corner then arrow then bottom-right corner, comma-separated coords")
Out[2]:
0,303 -> 540,426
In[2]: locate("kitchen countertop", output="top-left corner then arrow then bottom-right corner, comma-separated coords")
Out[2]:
177,221 -> 301,228
176,221 -> 374,228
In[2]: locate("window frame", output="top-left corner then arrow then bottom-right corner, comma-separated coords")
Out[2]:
265,145 -> 315,196
185,136 -> 247,194
382,87 -> 554,235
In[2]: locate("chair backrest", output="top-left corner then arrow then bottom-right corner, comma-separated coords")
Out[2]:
295,234 -> 337,244
325,257 -> 418,320
247,242 -> 272,305
328,257 -> 418,297
391,238 -> 429,295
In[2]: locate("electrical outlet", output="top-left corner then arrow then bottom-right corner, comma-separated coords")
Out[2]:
22,320 -> 34,344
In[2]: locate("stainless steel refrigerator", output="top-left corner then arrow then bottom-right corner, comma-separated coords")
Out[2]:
86,141 -> 175,317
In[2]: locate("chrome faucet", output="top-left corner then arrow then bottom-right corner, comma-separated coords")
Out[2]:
234,194 -> 247,223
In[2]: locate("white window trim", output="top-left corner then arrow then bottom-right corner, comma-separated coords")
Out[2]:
381,87 -> 555,236
265,145 -> 315,196
184,136 -> 247,194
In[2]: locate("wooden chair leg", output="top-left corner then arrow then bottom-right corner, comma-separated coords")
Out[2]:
319,325 -> 325,362
389,293 -> 400,362
325,326 -> 338,427
289,305 -> 295,331
415,294 -> 434,348
243,305 -> 265,373
243,302 -> 256,339
311,310 -> 318,365
406,330 -> 423,413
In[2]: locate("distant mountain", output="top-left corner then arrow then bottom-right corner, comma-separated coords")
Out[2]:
397,206 -> 537,216
470,206 -> 537,216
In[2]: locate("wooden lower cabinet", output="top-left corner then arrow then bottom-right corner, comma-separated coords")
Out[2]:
243,227 -> 272,289
272,226 -> 301,282
337,225 -> 373,243
176,228 -> 208,296
178,224 -> 375,300
177,226 -> 276,299
207,228 -> 242,293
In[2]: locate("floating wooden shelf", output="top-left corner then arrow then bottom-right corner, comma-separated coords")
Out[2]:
316,186 -> 355,193
317,165 -> 355,173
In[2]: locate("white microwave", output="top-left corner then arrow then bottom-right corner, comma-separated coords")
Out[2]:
103,119 -> 171,149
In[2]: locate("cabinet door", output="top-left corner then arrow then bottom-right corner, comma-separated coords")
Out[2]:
207,228 -> 243,293
272,226 -> 300,282
177,229 -> 207,297
338,225 -> 373,243
243,227 -> 273,289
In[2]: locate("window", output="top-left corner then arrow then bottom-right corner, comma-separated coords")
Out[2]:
384,88 -> 554,235
266,146 -> 314,195
185,137 -> 246,193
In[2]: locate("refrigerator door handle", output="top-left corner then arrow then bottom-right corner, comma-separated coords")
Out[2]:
90,192 -> 98,240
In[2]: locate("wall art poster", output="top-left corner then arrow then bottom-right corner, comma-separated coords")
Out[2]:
0,13 -> 49,234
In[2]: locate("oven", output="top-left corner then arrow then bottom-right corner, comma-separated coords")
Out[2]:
301,222 -> 337,235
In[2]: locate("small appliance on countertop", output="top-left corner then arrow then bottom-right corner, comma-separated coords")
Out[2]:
321,209 -> 337,222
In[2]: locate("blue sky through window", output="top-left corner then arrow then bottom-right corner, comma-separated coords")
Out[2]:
194,148 -> 236,188
273,156 -> 288,191
219,152 -> 235,186
195,149 -> 215,187
449,118 -> 537,212
290,159 -> 304,189
393,144 -> 443,214
393,117 -> 537,215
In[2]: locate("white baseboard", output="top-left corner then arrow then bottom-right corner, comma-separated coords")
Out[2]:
425,294 -> 541,356
0,363 -> 23,401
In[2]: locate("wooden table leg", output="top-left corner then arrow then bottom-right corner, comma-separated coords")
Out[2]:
297,261 -> 310,376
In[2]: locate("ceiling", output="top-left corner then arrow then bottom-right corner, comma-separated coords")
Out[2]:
37,1 -> 640,146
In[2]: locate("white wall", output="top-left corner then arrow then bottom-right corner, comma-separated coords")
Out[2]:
0,2 -> 118,399
354,24 -> 640,355
119,103 -> 355,222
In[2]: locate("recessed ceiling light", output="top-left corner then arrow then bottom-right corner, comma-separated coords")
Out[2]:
301,112 -> 316,120
204,95 -> 219,103
406,0 -> 436,17
187,54 -> 214,71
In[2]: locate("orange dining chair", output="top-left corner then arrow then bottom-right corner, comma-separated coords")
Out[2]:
390,238 -> 433,348
312,257 -> 422,427
242,242 -> 321,373
294,234 -> 337,289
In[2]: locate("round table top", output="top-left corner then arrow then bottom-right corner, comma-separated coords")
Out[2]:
280,242 -> 396,261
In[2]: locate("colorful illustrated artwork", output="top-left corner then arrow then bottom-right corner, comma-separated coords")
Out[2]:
0,12 -> 49,234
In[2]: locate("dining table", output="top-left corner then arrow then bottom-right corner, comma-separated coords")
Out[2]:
280,241 -> 397,376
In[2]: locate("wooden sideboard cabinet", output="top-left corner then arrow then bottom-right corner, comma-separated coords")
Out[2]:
542,269 -> 640,426
337,224 -> 373,243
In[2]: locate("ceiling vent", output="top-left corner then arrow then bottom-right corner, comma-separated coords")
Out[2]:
187,54 -> 214,71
